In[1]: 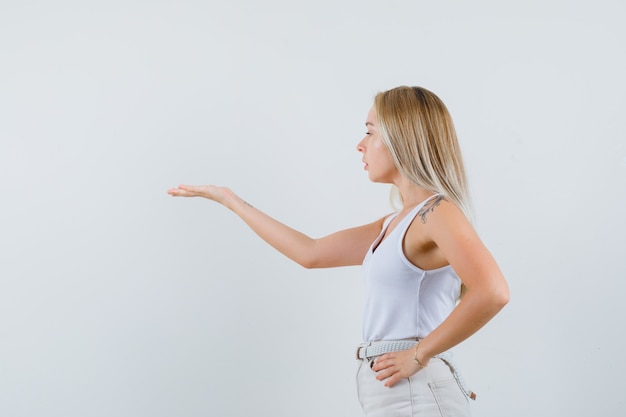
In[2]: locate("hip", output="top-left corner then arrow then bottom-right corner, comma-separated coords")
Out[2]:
356,356 -> 471,417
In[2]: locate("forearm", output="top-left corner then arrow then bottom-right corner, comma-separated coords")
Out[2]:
225,193 -> 317,267
417,285 -> 509,362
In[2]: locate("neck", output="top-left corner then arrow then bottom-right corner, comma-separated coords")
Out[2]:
395,179 -> 434,211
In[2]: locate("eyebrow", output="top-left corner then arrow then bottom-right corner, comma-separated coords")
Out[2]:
365,122 -> 374,126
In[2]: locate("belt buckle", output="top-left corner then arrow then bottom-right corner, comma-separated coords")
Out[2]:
356,343 -> 371,360
356,344 -> 369,360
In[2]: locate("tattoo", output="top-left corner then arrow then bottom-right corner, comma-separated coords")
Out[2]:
243,200 -> 253,208
417,195 -> 446,224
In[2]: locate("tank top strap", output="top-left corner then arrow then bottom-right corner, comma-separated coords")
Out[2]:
376,193 -> 444,248
418,193 -> 443,209
382,212 -> 398,228
404,193 -> 443,225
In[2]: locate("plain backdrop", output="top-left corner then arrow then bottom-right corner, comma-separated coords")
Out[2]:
1,1 -> 625,416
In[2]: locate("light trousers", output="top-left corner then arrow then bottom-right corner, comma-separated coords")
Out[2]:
356,357 -> 471,417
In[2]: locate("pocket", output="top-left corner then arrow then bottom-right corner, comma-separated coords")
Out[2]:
428,377 -> 470,417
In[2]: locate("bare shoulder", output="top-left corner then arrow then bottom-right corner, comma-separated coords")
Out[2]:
416,195 -> 475,245
416,195 -> 463,224
404,196 -> 471,270
365,214 -> 388,234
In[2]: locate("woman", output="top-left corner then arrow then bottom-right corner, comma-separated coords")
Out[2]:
167,86 -> 509,416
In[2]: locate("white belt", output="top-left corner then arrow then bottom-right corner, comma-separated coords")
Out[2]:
356,340 -> 418,360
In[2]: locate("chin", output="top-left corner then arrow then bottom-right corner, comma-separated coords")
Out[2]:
368,173 -> 389,184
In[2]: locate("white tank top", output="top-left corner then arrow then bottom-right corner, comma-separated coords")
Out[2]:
361,195 -> 462,342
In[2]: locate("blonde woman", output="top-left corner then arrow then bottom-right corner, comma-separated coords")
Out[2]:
168,86 -> 509,416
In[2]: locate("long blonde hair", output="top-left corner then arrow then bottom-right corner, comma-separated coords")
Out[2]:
374,86 -> 472,221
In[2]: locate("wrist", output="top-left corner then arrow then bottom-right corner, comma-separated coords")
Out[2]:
413,343 -> 430,368
224,190 -> 246,211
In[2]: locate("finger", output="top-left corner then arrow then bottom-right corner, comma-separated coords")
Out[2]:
372,352 -> 396,369
167,188 -> 190,197
377,352 -> 402,367
168,185 -> 204,197
371,357 -> 387,372
384,374 -> 402,387
176,185 -> 195,193
375,366 -> 398,382
179,185 -> 209,197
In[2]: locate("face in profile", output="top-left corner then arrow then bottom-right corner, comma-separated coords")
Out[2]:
357,107 -> 397,184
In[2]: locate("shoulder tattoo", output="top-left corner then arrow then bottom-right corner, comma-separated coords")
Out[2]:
417,195 -> 447,224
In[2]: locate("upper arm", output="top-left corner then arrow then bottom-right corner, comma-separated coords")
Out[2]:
425,201 -> 508,297
306,216 -> 386,268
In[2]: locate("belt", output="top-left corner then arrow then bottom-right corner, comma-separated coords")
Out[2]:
356,340 -> 477,401
356,340 -> 418,360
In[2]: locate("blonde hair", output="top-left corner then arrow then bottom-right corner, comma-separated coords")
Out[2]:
374,86 -> 472,221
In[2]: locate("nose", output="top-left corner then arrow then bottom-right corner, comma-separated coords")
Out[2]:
356,137 -> 365,153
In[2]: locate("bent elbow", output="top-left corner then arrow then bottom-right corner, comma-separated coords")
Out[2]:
299,253 -> 336,269
300,259 -> 317,269
469,282 -> 510,314
298,254 -> 322,269
493,283 -> 510,310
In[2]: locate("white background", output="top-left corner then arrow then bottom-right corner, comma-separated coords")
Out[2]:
1,1 -> 625,416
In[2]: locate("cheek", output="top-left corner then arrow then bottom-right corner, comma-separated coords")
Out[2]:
371,140 -> 389,159
369,149 -> 397,181
373,142 -> 394,167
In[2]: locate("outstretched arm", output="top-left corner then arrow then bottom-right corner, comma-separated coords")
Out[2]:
167,184 -> 385,268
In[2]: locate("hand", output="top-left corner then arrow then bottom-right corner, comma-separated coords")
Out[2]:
167,184 -> 234,206
371,348 -> 425,387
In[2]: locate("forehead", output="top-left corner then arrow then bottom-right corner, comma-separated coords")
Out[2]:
366,106 -> 377,125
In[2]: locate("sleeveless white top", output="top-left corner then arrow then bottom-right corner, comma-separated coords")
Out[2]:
362,195 -> 462,342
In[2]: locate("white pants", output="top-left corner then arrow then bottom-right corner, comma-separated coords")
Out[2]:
356,357 -> 471,417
